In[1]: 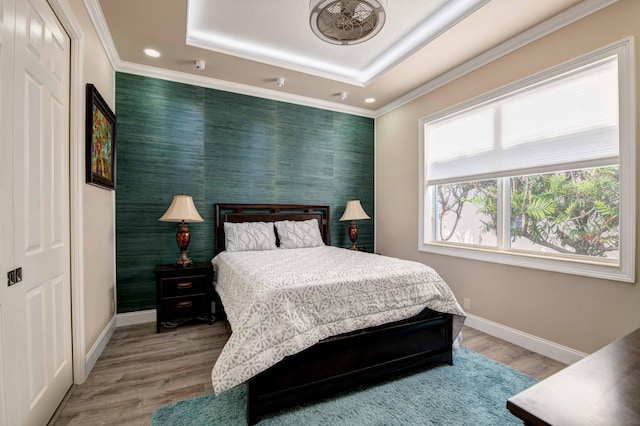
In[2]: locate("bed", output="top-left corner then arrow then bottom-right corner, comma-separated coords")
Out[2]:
211,203 -> 465,424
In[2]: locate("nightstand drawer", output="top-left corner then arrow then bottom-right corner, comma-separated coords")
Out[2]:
162,295 -> 210,318
153,262 -> 214,333
160,275 -> 208,298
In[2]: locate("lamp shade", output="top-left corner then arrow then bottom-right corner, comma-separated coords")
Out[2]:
159,194 -> 204,223
339,200 -> 370,221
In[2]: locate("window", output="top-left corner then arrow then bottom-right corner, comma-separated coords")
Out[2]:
419,39 -> 635,282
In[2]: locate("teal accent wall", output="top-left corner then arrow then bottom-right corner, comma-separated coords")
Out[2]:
115,72 -> 374,313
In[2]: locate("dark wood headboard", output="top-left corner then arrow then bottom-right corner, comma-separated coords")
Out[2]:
215,203 -> 331,254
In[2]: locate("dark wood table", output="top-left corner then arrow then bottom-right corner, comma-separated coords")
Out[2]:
507,327 -> 640,425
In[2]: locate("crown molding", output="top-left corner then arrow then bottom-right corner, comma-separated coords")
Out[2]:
374,0 -> 619,117
83,0 -> 121,69
83,0 -> 617,119
117,60 -> 376,118
83,0 -> 374,118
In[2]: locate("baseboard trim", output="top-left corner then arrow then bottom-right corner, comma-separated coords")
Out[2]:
85,315 -> 117,378
116,309 -> 156,327
111,310 -> 586,365
464,313 -> 587,365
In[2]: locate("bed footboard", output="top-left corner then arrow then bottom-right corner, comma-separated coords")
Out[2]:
246,309 -> 453,425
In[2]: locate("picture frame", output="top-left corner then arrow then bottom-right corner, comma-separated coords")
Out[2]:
86,83 -> 116,190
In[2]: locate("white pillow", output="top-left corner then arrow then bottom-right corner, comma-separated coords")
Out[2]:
223,221 -> 277,252
275,219 -> 324,249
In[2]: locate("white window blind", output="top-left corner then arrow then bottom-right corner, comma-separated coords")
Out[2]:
425,56 -> 619,186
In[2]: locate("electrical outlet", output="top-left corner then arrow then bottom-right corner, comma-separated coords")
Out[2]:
463,298 -> 471,310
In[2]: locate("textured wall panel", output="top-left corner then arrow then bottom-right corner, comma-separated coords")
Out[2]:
115,73 -> 374,313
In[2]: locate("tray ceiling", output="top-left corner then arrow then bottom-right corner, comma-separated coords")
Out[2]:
95,0 -> 603,116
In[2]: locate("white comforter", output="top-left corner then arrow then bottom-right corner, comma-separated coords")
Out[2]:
211,246 -> 465,394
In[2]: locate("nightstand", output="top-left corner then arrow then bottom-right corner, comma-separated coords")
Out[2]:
153,262 -> 214,333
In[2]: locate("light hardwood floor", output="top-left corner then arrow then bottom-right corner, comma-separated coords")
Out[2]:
50,321 -> 566,425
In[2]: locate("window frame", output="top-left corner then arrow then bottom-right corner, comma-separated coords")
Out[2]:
418,38 -> 636,283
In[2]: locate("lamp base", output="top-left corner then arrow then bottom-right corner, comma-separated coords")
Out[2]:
175,250 -> 193,267
348,221 -> 359,250
174,221 -> 193,267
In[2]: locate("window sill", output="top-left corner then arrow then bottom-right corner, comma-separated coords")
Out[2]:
419,241 -> 633,283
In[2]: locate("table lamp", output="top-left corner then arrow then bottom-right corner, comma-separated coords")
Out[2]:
159,193 -> 204,267
339,199 -> 370,250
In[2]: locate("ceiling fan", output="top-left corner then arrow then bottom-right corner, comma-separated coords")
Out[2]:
310,0 -> 386,45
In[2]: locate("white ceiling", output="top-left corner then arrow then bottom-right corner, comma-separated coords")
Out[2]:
185,0 -> 485,85
92,0 -> 610,117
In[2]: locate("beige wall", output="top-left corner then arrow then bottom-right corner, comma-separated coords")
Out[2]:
376,0 -> 640,354
68,0 -> 116,352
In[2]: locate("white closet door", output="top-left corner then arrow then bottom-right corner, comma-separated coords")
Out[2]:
2,0 -> 73,424
0,0 -> 17,423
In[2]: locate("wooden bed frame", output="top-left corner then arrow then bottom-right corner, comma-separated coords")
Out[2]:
214,203 -> 453,425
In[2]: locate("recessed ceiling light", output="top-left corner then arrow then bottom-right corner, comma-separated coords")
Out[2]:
364,98 -> 376,104
143,48 -> 161,58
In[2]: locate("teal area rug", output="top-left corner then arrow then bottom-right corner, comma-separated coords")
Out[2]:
151,347 -> 536,425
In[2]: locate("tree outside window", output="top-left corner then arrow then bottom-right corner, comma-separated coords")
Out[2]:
435,167 -> 619,259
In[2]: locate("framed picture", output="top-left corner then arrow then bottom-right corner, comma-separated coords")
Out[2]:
86,83 -> 116,190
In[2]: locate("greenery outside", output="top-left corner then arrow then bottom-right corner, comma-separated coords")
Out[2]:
435,166 -> 619,259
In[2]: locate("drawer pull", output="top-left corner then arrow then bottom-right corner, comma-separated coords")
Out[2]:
177,282 -> 193,290
177,301 -> 193,308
